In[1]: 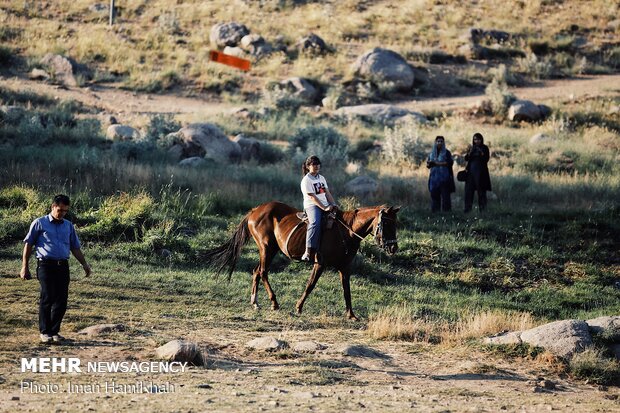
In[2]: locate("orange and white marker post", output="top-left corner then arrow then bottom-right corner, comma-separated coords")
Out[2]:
209,51 -> 251,71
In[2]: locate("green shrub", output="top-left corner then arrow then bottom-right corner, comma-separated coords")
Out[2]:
569,348 -> 620,385
382,118 -> 426,165
288,125 -> 349,166
80,192 -> 155,241
146,114 -> 181,142
0,46 -> 12,66
484,77 -> 516,116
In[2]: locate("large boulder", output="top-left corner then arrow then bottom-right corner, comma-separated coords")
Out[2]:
335,104 -> 426,125
166,123 -> 241,163
508,100 -> 543,122
352,48 -> 414,91
529,133 -> 553,144
210,22 -> 250,48
345,176 -> 379,199
520,320 -> 592,359
223,46 -> 249,59
586,316 -> 620,340
232,134 -> 261,161
278,77 -> 319,103
40,54 -> 79,87
483,331 -> 523,345
106,125 -> 141,141
155,340 -> 203,365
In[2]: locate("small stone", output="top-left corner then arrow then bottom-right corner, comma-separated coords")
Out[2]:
197,384 -> 212,389
11,396 -> 19,401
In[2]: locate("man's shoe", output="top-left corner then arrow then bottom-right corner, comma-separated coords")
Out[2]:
52,334 -> 65,344
40,334 -> 52,344
301,251 -> 311,261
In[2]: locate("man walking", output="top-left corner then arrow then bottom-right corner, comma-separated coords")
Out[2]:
20,195 -> 91,344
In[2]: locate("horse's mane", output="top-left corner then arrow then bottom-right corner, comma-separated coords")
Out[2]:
341,205 -> 387,226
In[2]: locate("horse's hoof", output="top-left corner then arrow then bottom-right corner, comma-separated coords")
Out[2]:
252,304 -> 260,311
272,303 -> 280,311
296,306 -> 303,315
347,314 -> 359,321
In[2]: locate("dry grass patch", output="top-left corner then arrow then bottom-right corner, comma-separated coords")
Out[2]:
367,305 -> 444,343
449,309 -> 537,343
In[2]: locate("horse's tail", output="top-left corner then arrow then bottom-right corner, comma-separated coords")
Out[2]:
202,214 -> 251,279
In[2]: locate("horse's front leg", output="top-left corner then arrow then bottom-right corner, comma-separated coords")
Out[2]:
338,268 -> 358,321
296,263 -> 325,315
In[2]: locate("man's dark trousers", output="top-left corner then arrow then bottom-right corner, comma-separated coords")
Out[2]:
37,261 -> 70,335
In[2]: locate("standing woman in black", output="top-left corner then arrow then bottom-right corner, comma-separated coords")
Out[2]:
464,132 -> 492,212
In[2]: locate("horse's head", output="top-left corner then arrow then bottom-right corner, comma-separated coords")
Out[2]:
373,206 -> 401,255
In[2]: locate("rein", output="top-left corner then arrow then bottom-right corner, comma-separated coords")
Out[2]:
335,216 -> 365,240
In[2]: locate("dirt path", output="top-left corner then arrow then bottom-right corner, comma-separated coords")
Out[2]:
2,326 -> 619,412
398,73 -> 620,112
2,73 -> 619,118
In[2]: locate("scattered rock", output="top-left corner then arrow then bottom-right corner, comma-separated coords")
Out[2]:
352,48 -> 415,91
155,340 -> 203,365
78,323 -> 125,337
278,77 -> 319,103
335,104 -> 426,125
178,157 -> 207,167
586,316 -> 620,340
210,22 -> 250,48
345,175 -> 379,199
246,337 -> 288,351
538,379 -> 556,390
467,28 -> 511,44
106,124 -> 141,141
340,345 -> 389,359
166,123 -> 241,163
529,133 -> 553,144
293,391 -> 317,399
295,34 -> 329,55
107,115 -> 118,125
520,320 -> 592,359
508,100 -> 544,122
88,3 -> 108,13
223,46 -> 249,59
483,331 -> 522,345
240,34 -> 272,58
29,68 -> 50,81
291,341 -> 327,353
232,134 -> 261,161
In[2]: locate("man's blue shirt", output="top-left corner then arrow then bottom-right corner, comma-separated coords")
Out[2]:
23,214 -> 81,260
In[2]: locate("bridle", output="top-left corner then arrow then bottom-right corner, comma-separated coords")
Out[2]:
373,209 -> 397,250
335,208 -> 398,251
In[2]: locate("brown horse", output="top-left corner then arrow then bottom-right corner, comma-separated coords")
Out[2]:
203,201 -> 400,320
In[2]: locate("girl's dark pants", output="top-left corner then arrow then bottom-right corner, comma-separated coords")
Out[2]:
37,260 -> 70,336
431,184 -> 452,212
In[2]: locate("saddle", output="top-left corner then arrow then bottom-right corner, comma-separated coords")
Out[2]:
286,210 -> 337,260
295,211 -> 336,229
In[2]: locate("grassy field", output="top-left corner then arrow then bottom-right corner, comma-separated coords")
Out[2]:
0,1 -> 619,399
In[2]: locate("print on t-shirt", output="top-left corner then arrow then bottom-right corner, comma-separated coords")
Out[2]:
313,182 -> 326,194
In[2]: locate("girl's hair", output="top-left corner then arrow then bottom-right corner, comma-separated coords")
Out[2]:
302,155 -> 321,176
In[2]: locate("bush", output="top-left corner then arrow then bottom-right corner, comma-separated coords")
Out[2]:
80,192 -> 155,241
382,118 -> 426,165
288,125 -> 349,166
485,76 -> 516,116
0,46 -> 12,66
569,348 -> 620,385
262,82 -> 304,112
146,114 -> 181,142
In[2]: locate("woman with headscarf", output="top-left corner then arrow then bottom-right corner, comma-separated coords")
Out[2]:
464,132 -> 491,212
426,136 -> 455,212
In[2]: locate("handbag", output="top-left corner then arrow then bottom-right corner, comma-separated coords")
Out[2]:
457,170 -> 468,182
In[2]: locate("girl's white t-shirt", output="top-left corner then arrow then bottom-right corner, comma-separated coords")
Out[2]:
301,173 -> 329,209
